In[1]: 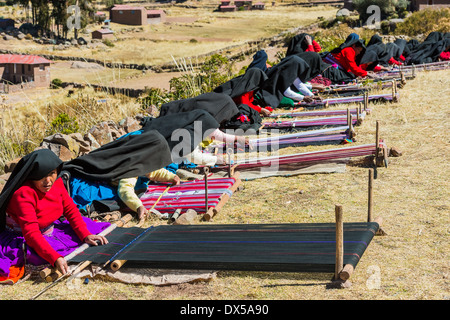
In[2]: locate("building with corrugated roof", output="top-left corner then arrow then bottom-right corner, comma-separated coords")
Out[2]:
0,54 -> 52,89
91,28 -> 114,40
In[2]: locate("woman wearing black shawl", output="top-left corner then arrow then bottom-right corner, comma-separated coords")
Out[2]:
213,67 -> 272,117
286,33 -> 322,56
63,129 -> 173,183
322,33 -> 377,79
141,108 -> 223,162
407,32 -> 450,65
62,129 -> 175,215
247,50 -> 269,73
0,149 -> 110,282
65,113 -> 216,215
159,92 -> 238,127
158,93 -> 252,149
256,55 -> 321,108
393,39 -> 408,63
294,51 -> 354,85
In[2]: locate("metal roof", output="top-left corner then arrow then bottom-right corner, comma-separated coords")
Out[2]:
0,54 -> 52,65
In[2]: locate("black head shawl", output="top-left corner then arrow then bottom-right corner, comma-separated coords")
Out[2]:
286,33 -> 315,56
213,68 -> 268,99
394,39 -> 408,58
63,129 -> 172,183
408,32 -> 449,64
406,39 -> 420,52
0,149 -> 63,231
331,33 -> 366,54
297,52 -> 355,84
143,109 -> 219,158
257,55 -> 310,108
247,50 -> 269,73
300,52 -> 355,84
360,43 -> 387,65
159,92 -> 238,126
383,43 -> 400,63
294,52 -> 327,79
367,34 -> 383,47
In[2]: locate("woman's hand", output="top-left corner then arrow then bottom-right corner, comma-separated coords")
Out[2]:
84,234 -> 109,246
366,71 -> 380,79
260,108 -> 272,117
136,206 -> 149,221
305,35 -> 313,46
54,256 -> 69,275
303,96 -> 314,103
171,175 -> 181,186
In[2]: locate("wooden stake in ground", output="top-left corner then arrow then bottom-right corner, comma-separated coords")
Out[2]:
368,169 -> 374,223
334,205 -> 343,281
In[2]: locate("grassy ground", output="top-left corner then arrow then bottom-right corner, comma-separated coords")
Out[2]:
1,68 -> 448,301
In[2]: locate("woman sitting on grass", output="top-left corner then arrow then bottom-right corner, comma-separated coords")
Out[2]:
0,149 -> 110,284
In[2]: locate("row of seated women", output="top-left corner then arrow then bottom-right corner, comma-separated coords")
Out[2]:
0,31 -> 448,284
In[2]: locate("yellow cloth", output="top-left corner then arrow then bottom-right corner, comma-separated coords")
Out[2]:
199,138 -> 213,149
117,168 -> 176,212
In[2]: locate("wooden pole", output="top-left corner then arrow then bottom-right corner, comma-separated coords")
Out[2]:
204,172 -> 241,221
334,205 -> 343,281
363,92 -> 368,111
340,264 -> 354,281
375,120 -> 380,156
368,169 -> 374,223
346,108 -> 350,128
204,166 -> 209,214
227,148 -> 233,178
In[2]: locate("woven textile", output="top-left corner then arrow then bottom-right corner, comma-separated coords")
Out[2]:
69,222 -> 379,273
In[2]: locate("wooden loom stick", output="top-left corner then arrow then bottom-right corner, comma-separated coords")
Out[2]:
363,92 -> 368,111
339,216 -> 383,281
375,120 -> 380,157
34,213 -> 133,299
204,167 -> 209,214
203,172 -> 242,221
334,205 -> 343,281
40,213 -> 133,281
368,169 -> 374,223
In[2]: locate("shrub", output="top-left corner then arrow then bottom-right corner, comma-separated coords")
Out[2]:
395,8 -> 450,36
46,113 -> 79,136
353,0 -> 410,23
103,39 -> 115,47
51,78 -> 63,89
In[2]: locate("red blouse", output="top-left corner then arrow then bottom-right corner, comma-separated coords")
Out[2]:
6,178 -> 91,266
440,51 -> 450,60
305,40 -> 322,53
388,57 -> 402,65
332,46 -> 367,77
233,91 -> 263,112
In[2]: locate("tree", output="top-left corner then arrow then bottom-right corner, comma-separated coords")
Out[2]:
14,0 -> 95,39
353,0 -> 410,23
